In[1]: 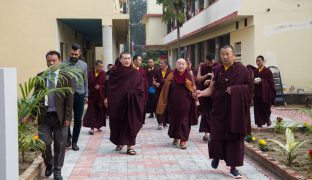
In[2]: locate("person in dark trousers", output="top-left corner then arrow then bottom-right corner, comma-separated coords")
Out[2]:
64,44 -> 88,151
145,58 -> 158,118
35,51 -> 74,180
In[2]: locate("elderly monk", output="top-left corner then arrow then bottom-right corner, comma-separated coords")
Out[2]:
197,45 -> 253,178
106,52 -> 145,155
253,55 -> 276,128
156,58 -> 198,149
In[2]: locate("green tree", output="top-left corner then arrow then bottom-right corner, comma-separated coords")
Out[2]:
156,0 -> 190,58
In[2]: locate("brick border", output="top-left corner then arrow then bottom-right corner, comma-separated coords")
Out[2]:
19,155 -> 44,180
245,137 -> 305,179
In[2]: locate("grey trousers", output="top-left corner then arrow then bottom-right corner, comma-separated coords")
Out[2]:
39,112 -> 68,173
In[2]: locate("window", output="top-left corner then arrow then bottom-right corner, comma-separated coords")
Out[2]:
234,42 -> 241,57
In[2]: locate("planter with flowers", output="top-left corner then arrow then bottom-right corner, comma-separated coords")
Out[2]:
244,117 -> 312,179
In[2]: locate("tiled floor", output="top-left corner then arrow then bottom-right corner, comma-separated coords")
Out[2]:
39,107 -> 299,180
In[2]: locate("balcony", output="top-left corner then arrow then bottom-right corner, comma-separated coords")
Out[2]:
164,0 -> 241,45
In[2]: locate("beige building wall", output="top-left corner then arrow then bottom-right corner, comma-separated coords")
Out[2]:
145,17 -> 167,46
0,0 -> 128,91
147,0 -> 163,14
230,17 -> 255,66
246,0 -> 312,92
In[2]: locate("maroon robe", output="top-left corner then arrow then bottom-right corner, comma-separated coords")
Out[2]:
83,69 -> 106,129
107,65 -> 145,146
145,67 -> 159,114
160,69 -> 198,141
254,66 -> 276,126
137,66 -> 148,122
197,64 -> 213,133
208,62 -> 253,166
154,68 -> 172,125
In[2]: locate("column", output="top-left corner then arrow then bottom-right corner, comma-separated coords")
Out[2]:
102,25 -> 113,71
204,0 -> 209,8
204,40 -> 208,57
215,37 -> 220,61
195,0 -> 199,14
195,43 -> 200,66
0,68 -> 18,180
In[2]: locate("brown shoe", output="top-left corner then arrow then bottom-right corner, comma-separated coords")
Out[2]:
180,141 -> 187,149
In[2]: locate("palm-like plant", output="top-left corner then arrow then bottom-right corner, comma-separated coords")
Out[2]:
268,128 -> 310,166
18,62 -> 82,162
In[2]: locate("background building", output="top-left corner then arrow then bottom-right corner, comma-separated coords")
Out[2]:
143,0 -> 312,92
0,0 -> 129,86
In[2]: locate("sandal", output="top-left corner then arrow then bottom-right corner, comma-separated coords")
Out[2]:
172,139 -> 179,145
126,149 -> 136,155
115,145 -> 124,151
180,141 -> 187,149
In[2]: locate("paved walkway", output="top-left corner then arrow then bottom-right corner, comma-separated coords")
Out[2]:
40,108 -> 286,180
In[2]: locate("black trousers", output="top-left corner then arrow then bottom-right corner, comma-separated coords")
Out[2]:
39,112 -> 68,172
68,93 -> 85,143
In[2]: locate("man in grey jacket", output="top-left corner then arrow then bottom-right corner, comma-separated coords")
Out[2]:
64,44 -> 88,151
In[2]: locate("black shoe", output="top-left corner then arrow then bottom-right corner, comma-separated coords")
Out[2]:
45,166 -> 53,177
72,143 -> 79,151
211,158 -> 219,169
229,169 -> 242,179
53,169 -> 63,180
267,120 -> 272,127
54,174 -> 63,180
148,113 -> 154,118
66,138 -> 71,148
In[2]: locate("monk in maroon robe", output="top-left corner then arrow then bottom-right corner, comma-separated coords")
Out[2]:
253,55 -> 276,128
133,55 -> 148,122
145,58 -> 158,118
83,60 -> 106,135
106,52 -> 145,155
197,45 -> 253,178
196,53 -> 215,142
157,58 -> 198,149
154,60 -> 172,129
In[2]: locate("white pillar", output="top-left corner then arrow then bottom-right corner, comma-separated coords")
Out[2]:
0,68 -> 18,180
102,25 -> 113,71
204,41 -> 208,58
204,0 -> 209,8
195,0 -> 199,14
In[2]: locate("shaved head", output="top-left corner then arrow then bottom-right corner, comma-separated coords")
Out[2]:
176,58 -> 187,73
